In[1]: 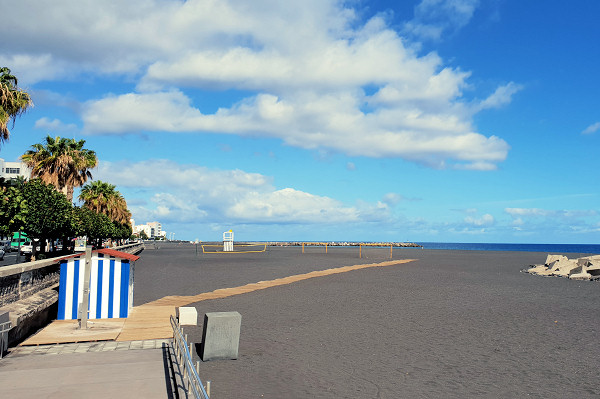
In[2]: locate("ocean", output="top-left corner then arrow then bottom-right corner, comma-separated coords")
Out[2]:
416,242 -> 600,254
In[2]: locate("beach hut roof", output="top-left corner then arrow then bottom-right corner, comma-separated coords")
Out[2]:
58,248 -> 140,262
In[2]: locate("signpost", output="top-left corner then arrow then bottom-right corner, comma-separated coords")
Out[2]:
78,247 -> 92,329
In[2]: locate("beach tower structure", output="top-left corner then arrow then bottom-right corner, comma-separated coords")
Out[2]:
223,230 -> 234,252
57,249 -> 140,320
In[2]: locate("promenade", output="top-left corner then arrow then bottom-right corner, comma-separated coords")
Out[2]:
2,243 -> 599,398
1,340 -> 174,399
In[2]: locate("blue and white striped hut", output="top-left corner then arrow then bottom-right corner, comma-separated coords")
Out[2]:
57,249 -> 140,320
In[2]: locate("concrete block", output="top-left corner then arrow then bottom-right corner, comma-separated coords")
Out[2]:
587,265 -> 600,276
201,311 -> 241,361
569,272 -> 592,280
527,265 -> 549,275
577,258 -> 591,267
177,307 -> 198,326
569,265 -> 586,276
550,259 -> 578,277
545,254 -> 567,265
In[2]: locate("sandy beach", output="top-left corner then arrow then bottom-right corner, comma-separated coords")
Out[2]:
135,243 -> 599,398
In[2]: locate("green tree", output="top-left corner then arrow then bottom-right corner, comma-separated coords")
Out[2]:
72,206 -> 124,248
21,179 -> 73,258
79,180 -> 131,225
113,221 -> 132,245
0,67 -> 33,145
21,135 -> 98,202
0,185 -> 27,236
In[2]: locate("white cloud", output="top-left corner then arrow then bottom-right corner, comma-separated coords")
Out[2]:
504,207 -> 600,237
505,208 -> 551,217
404,0 -> 480,41
382,193 -> 403,206
582,122 -> 600,135
464,213 -> 494,227
94,159 -> 387,225
2,0 -> 515,170
473,82 -> 523,112
82,89 -> 510,169
34,117 -> 78,134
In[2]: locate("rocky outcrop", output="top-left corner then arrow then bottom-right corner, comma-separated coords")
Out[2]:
527,254 -> 600,281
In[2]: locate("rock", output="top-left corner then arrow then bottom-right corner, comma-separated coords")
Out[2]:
568,265 -> 587,276
545,254 -> 568,266
527,265 -> 552,275
527,254 -> 600,280
569,272 -> 592,280
549,258 -> 578,277
577,258 -> 591,267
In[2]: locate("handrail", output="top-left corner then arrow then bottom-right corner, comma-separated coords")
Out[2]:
0,320 -> 11,359
0,242 -> 144,278
170,315 -> 210,399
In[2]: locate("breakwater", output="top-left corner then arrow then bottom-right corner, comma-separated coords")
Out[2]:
260,241 -> 423,248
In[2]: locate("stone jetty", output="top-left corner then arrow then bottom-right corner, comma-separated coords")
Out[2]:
527,254 -> 600,280
265,241 -> 423,248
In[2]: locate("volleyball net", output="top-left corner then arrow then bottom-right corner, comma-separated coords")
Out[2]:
201,243 -> 267,254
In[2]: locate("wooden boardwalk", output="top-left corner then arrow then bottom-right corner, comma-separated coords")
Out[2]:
21,259 -> 414,345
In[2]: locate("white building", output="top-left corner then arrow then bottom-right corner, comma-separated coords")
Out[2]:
132,220 -> 165,239
0,158 -> 31,181
147,221 -> 162,237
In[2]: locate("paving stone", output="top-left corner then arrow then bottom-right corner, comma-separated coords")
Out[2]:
88,343 -> 105,352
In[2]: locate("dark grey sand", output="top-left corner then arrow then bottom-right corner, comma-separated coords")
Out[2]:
135,243 -> 599,398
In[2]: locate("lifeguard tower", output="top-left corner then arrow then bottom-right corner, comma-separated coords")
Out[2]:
223,230 -> 234,252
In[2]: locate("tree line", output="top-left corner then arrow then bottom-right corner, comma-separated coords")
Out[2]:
0,67 -> 132,260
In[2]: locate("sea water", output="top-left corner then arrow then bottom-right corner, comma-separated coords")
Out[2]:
417,242 -> 600,254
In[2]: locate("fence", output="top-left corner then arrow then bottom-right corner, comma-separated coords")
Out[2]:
201,243 -> 267,254
170,314 -> 211,399
0,318 -> 10,358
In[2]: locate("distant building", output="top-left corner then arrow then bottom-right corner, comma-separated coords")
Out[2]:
132,220 -> 165,239
0,158 -> 31,181
146,221 -> 162,237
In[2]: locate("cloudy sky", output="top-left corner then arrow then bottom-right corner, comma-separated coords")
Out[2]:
1,0 -> 599,243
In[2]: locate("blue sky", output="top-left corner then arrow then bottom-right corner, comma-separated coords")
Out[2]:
1,0 -> 599,243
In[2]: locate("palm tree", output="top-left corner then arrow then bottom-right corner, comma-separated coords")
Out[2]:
21,135 -> 98,201
79,180 -> 131,225
0,67 -> 33,144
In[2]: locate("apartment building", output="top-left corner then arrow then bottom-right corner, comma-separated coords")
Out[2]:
0,158 -> 31,181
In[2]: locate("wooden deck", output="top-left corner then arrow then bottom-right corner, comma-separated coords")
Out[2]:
20,259 -> 414,345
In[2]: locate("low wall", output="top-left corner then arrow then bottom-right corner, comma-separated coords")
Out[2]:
0,258 -> 61,308
0,242 -> 144,346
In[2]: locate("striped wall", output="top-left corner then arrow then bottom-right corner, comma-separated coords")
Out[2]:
57,254 -> 134,320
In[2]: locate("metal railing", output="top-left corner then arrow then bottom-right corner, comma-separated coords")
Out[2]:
170,315 -> 211,398
0,320 -> 11,359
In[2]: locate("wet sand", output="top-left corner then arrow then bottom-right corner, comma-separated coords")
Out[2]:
135,243 -> 600,398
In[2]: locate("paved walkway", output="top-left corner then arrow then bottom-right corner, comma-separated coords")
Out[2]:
0,340 -> 178,399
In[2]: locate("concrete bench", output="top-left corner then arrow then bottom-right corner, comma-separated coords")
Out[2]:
201,311 -> 241,361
